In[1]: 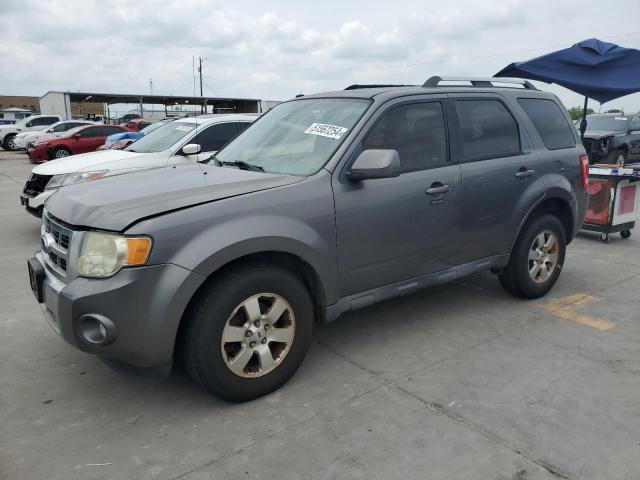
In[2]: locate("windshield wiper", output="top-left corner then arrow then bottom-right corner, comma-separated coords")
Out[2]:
200,154 -> 264,171
199,153 -> 217,165
219,160 -> 264,172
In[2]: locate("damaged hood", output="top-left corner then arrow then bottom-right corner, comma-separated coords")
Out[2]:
583,129 -> 624,140
46,163 -> 302,231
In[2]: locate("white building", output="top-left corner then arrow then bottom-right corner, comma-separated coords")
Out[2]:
0,107 -> 32,121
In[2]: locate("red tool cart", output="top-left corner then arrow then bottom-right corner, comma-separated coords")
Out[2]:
582,165 -> 640,242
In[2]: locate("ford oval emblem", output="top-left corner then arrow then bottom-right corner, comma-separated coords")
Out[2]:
41,233 -> 55,253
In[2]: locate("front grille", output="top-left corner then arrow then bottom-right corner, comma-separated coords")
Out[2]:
24,173 -> 52,197
42,213 -> 74,276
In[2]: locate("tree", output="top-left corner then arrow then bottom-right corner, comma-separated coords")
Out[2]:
605,108 -> 623,113
568,106 -> 594,121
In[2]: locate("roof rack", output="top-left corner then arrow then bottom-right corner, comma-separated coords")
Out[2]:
344,84 -> 417,90
423,76 -> 537,90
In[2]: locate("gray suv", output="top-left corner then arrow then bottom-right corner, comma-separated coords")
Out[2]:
27,77 -> 589,402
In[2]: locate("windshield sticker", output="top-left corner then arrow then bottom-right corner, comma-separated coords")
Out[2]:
304,123 -> 348,140
615,117 -> 628,121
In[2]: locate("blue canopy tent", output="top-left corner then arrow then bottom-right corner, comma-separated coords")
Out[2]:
495,38 -> 640,141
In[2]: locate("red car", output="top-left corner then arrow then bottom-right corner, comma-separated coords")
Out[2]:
27,124 -> 131,163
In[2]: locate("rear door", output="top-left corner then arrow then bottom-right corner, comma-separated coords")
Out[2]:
449,94 -> 543,264
333,97 -> 462,296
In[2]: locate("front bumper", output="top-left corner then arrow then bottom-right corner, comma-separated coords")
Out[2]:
29,252 -> 205,370
27,145 -> 50,163
20,189 -> 54,217
13,137 -> 28,149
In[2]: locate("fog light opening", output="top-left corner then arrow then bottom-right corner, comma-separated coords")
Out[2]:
78,314 -> 116,346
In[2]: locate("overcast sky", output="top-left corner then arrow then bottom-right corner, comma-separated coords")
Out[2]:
2,0 -> 640,112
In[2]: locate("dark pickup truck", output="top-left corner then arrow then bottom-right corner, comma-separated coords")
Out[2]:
582,113 -> 640,165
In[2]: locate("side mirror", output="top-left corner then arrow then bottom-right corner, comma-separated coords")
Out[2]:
182,143 -> 202,155
72,133 -> 81,139
346,149 -> 401,181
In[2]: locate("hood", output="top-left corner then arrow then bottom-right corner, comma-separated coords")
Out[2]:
32,149 -> 149,175
583,129 -> 625,139
46,162 -> 302,231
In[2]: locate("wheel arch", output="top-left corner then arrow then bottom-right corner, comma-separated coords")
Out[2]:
511,195 -> 575,251
173,249 -> 329,360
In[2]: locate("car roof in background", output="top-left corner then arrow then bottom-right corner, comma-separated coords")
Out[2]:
174,114 -> 259,125
587,112 -> 635,117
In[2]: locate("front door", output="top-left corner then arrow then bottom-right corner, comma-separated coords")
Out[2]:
333,98 -> 461,296
170,122 -> 246,164
75,126 -> 106,154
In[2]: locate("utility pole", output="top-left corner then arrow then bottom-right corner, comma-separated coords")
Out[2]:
192,56 -> 196,97
198,57 -> 203,97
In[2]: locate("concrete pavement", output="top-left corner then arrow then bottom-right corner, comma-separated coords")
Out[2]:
1,150 -> 639,480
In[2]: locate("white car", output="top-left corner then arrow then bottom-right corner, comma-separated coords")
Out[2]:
20,114 -> 256,217
0,115 -> 61,150
14,120 -> 96,150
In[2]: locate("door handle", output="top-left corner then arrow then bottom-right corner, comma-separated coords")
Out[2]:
515,168 -> 536,179
426,183 -> 451,195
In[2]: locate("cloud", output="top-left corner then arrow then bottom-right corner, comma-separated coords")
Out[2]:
1,0 -> 639,111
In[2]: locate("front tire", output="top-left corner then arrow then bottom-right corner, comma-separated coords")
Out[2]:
3,134 -> 16,150
499,214 -> 566,299
51,147 -> 71,159
180,263 -> 314,402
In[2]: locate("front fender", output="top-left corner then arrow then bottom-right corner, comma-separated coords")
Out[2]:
189,215 -> 337,303
128,178 -> 338,304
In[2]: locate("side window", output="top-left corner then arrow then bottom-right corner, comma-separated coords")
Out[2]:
455,99 -> 521,161
630,116 -> 640,132
518,98 -> 576,150
51,123 -> 68,132
32,117 -> 57,126
102,126 -> 124,136
191,123 -> 238,151
362,102 -> 448,172
79,127 -> 103,138
237,122 -> 251,134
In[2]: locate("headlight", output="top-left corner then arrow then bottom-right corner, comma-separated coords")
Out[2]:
77,232 -> 152,278
45,170 -> 108,190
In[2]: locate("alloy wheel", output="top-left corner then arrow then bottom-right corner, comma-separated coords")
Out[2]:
220,293 -> 296,378
528,230 -> 559,284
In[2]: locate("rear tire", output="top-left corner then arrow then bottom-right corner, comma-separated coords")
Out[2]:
180,263 -> 314,402
499,214 -> 566,299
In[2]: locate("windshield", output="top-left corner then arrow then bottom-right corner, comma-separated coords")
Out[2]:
124,121 -> 196,153
215,98 -> 370,175
140,120 -> 171,135
585,115 -> 629,131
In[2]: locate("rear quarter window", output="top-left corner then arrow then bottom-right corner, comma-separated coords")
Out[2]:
518,98 -> 576,150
